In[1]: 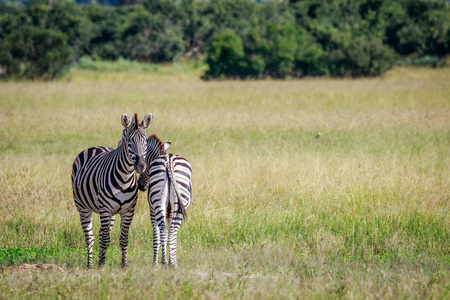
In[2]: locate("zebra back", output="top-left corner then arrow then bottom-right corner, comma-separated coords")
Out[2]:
151,153 -> 192,220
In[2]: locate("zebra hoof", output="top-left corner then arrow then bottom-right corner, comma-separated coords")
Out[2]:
121,262 -> 128,268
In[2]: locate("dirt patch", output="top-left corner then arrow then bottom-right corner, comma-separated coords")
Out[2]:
1,263 -> 65,273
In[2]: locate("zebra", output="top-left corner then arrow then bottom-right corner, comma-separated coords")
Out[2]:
138,139 -> 192,268
136,134 -> 171,189
71,113 -> 153,268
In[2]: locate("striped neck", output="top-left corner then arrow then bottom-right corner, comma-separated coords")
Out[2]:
116,136 -> 134,175
137,136 -> 166,191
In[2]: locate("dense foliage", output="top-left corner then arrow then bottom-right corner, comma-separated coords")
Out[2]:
0,0 -> 449,79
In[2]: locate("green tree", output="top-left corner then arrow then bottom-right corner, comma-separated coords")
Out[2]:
323,34 -> 396,77
83,4 -> 126,60
263,21 -> 297,78
204,29 -> 245,79
179,0 -> 213,57
121,6 -> 184,62
293,27 -> 324,76
203,0 -> 258,45
47,1 -> 93,59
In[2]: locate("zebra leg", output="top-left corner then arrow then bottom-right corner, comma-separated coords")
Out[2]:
119,209 -> 135,268
98,208 -> 112,267
78,209 -> 94,269
159,219 -> 168,265
154,199 -> 168,266
150,208 -> 160,267
168,212 -> 183,268
109,215 -> 116,233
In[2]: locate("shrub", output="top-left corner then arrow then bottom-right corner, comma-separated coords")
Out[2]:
240,54 -> 265,78
263,21 -> 297,79
0,26 -> 72,79
204,22 -> 325,79
335,37 -> 396,77
318,29 -> 396,77
203,29 -> 245,79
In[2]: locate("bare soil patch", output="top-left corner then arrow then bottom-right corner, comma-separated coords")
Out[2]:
0,263 -> 65,273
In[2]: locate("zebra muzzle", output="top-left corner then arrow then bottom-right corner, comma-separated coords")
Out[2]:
135,157 -> 147,174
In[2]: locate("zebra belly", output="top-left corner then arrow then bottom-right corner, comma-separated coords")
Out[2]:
74,182 -> 138,215
73,168 -> 102,214
106,190 -> 138,215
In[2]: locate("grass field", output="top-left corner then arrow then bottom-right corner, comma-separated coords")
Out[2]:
0,66 -> 449,299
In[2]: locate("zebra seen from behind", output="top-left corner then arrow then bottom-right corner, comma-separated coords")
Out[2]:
138,137 -> 192,268
72,113 -> 152,268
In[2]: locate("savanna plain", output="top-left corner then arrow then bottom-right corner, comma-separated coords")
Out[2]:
0,66 -> 449,299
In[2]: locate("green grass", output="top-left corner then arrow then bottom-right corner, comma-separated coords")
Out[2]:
78,56 -> 160,72
0,66 -> 449,299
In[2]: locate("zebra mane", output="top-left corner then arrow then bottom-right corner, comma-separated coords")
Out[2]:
134,113 -> 138,130
148,134 -> 165,151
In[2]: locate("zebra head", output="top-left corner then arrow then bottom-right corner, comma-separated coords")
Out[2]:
121,113 -> 153,174
138,134 -> 171,191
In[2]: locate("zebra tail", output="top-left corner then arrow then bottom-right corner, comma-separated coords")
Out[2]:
167,155 -> 188,221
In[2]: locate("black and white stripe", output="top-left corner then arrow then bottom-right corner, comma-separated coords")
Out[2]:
138,134 -> 171,192
71,113 -> 152,268
139,148 -> 192,268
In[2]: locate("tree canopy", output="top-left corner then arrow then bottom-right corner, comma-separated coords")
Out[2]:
0,0 -> 449,79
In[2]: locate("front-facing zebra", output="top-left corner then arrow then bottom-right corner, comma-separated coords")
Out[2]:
138,137 -> 192,267
71,113 -> 152,268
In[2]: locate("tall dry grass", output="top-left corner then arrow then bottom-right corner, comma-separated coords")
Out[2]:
0,66 -> 448,298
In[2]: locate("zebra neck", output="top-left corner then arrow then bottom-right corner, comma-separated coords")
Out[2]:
116,137 -> 134,175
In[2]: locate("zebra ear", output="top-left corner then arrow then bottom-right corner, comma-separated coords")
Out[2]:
141,113 -> 153,129
164,142 -> 171,151
121,113 -> 131,129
